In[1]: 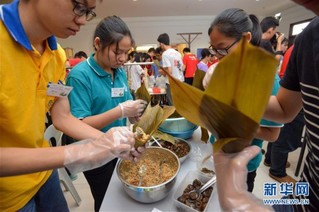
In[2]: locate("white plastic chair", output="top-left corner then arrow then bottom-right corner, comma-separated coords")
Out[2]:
44,124 -> 82,206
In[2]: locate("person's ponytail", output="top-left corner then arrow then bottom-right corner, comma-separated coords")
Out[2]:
249,14 -> 262,47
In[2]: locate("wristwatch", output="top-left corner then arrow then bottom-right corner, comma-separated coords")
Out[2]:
275,51 -> 284,56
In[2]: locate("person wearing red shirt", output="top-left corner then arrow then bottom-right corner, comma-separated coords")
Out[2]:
279,45 -> 294,78
207,54 -> 219,68
182,47 -> 198,85
67,51 -> 88,67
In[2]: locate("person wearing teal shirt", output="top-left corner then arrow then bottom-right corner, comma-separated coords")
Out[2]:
203,8 -> 282,192
209,74 -> 282,190
244,73 -> 283,191
68,54 -> 131,132
66,16 -> 146,212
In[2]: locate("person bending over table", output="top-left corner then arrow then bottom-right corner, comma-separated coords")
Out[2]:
66,16 -> 147,212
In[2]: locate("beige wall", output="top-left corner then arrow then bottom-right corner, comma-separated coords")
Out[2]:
57,4 -> 314,57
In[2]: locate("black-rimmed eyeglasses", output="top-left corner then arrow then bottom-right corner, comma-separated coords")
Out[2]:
208,39 -> 239,56
72,0 -> 96,21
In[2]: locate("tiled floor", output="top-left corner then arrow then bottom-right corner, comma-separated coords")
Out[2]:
64,141 -> 304,212
63,173 -> 94,211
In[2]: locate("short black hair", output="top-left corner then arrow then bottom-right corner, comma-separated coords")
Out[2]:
260,16 -> 279,33
157,33 -> 170,45
147,47 -> 156,53
74,51 -> 87,58
128,51 -> 137,60
183,47 -> 191,53
155,47 -> 163,54
200,48 -> 211,60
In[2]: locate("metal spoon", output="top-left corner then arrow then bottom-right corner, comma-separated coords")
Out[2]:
152,136 -> 163,148
159,159 -> 166,177
138,165 -> 147,186
189,175 -> 216,199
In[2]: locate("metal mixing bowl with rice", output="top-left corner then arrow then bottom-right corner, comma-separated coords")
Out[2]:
116,147 -> 180,203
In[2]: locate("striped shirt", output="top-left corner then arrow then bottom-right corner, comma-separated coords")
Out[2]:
281,17 -> 319,211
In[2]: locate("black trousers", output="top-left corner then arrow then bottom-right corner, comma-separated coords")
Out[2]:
184,77 -> 194,85
265,111 -> 304,177
165,83 -> 173,106
83,158 -> 118,212
247,170 -> 257,192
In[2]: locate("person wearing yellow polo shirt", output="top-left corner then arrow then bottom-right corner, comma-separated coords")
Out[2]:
0,0 -> 144,211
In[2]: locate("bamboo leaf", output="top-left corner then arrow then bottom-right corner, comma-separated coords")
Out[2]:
192,68 -> 206,91
153,130 -> 176,144
164,37 -> 277,153
135,83 -> 151,103
133,104 -> 175,137
200,127 -> 209,142
205,38 -> 277,123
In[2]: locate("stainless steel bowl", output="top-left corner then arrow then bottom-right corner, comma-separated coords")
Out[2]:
116,147 -> 180,203
152,138 -> 191,163
176,138 -> 191,163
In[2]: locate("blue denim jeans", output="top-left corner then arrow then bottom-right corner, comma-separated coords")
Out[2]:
272,196 -> 294,212
18,169 -> 69,212
265,111 -> 305,177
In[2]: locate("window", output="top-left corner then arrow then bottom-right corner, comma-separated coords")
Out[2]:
291,21 -> 311,36
288,17 -> 314,46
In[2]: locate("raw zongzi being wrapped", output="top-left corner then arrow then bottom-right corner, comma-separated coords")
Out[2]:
134,127 -> 151,148
133,104 -> 175,147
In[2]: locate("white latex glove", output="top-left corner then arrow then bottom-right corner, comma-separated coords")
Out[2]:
119,100 -> 147,118
64,127 -> 142,174
128,116 -> 140,124
213,145 -> 274,211
131,146 -> 146,161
